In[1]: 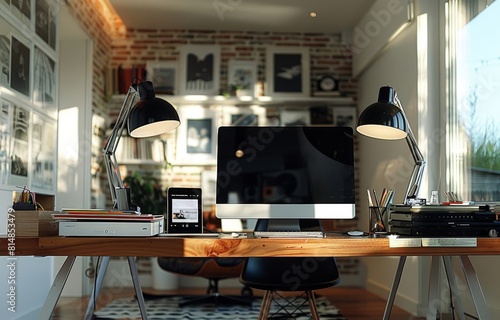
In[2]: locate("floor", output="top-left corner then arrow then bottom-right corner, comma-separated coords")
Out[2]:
50,286 -> 421,319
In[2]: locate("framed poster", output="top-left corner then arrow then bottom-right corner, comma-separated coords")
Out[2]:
35,0 -> 58,50
266,46 -> 310,97
10,35 -> 31,97
178,45 -> 220,95
32,112 -> 56,190
33,46 -> 56,112
227,59 -> 258,97
9,104 -> 30,186
11,0 -> 31,27
175,105 -> 219,164
0,100 -> 11,185
280,109 -> 311,126
146,61 -> 178,95
222,105 -> 266,126
333,106 -> 357,129
0,17 -> 11,88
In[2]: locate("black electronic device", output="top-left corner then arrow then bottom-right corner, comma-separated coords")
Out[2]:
389,204 -> 500,237
166,187 -> 203,234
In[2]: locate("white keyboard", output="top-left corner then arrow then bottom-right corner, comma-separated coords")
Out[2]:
253,231 -> 324,238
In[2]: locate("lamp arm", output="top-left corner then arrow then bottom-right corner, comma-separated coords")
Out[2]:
394,94 -> 426,205
102,85 -> 138,210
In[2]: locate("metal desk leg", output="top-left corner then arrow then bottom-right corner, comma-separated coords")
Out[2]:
128,257 -> 148,320
460,256 -> 490,320
442,256 -> 465,320
38,256 -> 76,320
383,256 -> 407,320
84,256 -> 110,320
427,256 -> 440,320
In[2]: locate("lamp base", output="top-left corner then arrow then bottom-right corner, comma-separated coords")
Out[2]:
115,187 -> 140,212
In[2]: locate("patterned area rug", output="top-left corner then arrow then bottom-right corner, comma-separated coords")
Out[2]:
94,295 -> 347,319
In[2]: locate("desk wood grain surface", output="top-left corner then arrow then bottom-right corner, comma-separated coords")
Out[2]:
3,235 -> 500,257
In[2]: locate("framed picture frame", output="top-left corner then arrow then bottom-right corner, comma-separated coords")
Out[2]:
175,105 -> 219,165
222,105 -> 267,126
201,170 -> 216,205
178,45 -> 220,95
35,0 -> 58,50
266,46 -> 310,97
333,106 -> 357,130
280,109 -> 311,126
10,35 -> 31,98
227,59 -> 258,97
33,46 -> 56,113
0,17 -> 11,88
9,103 -> 30,186
146,61 -> 178,95
31,112 -> 56,190
0,100 -> 12,185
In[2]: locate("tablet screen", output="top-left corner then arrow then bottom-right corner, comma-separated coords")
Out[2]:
166,187 -> 203,233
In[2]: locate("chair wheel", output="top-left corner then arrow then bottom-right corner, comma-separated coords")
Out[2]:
241,286 -> 253,296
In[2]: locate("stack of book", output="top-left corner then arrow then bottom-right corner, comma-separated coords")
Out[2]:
11,210 -> 58,237
54,209 -> 164,237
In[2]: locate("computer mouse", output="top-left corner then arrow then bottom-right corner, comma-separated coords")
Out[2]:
347,230 -> 365,236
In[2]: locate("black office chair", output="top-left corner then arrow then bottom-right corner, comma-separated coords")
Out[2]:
157,257 -> 253,307
239,256 -> 341,319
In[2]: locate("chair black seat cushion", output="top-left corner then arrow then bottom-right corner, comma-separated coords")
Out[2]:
240,257 -> 341,291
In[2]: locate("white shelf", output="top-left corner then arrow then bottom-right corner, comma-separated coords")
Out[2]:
111,94 -> 355,107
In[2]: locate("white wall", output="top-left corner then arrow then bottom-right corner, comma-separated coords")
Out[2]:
0,191 -> 54,320
355,0 -> 440,317
357,0 -> 500,318
55,36 -> 93,298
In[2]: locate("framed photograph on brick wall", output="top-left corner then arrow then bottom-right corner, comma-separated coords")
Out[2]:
266,46 -> 310,98
175,105 -> 219,165
227,59 -> 257,97
333,106 -> 357,130
222,105 -> 266,126
178,45 -> 220,95
146,61 -> 178,95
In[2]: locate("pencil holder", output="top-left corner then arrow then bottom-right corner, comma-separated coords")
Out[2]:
369,206 -> 387,235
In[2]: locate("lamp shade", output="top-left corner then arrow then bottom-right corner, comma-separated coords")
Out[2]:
128,81 -> 181,138
356,86 -> 407,140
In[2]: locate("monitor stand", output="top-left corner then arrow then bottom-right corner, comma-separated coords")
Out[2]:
254,219 -> 323,232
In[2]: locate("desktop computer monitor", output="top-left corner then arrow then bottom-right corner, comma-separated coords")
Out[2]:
216,126 -> 355,231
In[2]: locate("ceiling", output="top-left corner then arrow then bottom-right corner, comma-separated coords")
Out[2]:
108,0 -> 376,33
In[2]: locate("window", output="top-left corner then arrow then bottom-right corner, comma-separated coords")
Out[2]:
447,0 -> 500,202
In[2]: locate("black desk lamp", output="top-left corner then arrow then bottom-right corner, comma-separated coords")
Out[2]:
357,86 -> 426,205
102,79 -> 180,211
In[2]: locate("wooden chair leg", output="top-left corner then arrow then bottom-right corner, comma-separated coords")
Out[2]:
259,290 -> 273,320
307,290 -> 320,320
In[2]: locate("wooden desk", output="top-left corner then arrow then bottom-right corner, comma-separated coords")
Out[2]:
4,235 -> 500,257
1,235 -> 496,319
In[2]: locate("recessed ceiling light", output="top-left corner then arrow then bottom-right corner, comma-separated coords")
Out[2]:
310,11 -> 317,18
